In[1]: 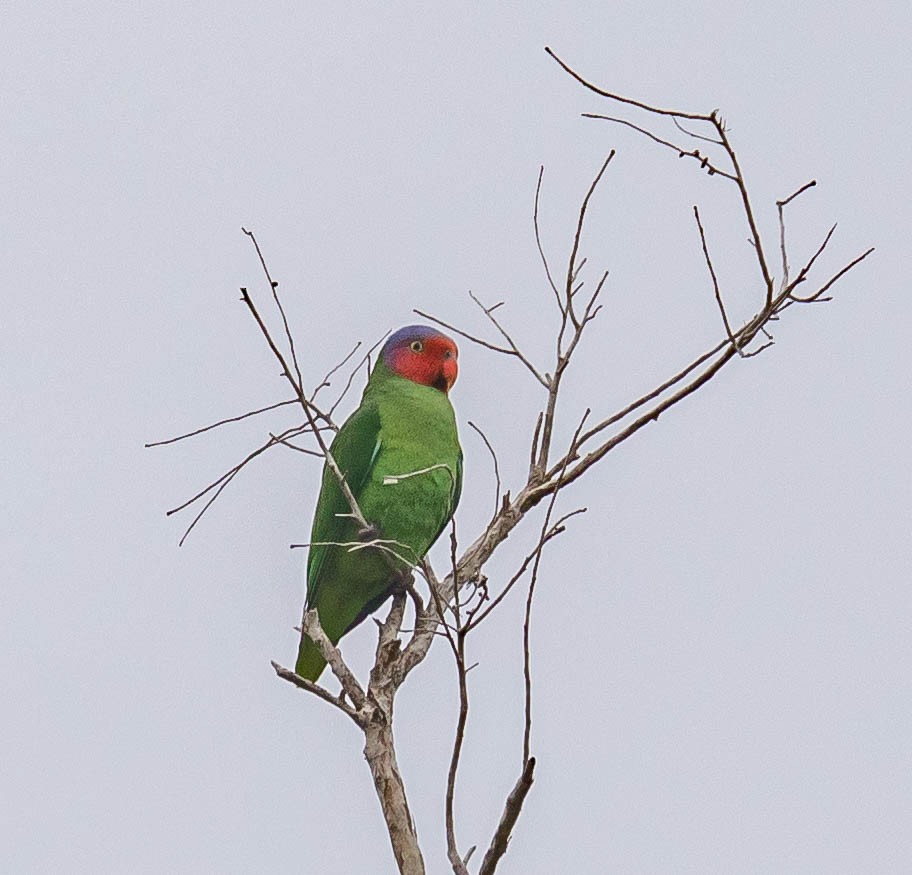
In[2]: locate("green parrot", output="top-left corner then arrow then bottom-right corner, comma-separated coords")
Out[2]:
295,325 -> 463,681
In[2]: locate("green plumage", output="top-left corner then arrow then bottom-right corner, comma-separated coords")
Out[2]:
295,357 -> 462,681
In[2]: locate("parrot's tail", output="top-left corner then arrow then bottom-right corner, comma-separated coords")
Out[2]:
295,633 -> 327,682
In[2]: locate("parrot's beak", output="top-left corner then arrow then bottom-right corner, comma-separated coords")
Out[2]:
441,357 -> 458,392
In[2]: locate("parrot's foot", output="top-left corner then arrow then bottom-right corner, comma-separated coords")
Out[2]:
357,522 -> 381,542
389,569 -> 413,594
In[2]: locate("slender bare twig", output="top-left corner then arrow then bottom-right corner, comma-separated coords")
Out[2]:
242,228 -> 305,393
528,412 -> 543,481
545,46 -> 714,122
671,114 -> 723,146
271,661 -> 361,723
327,331 -> 389,420
312,341 -> 361,400
709,119 -> 775,305
533,166 -> 563,308
778,179 -> 818,209
468,420 -> 502,520
469,290 -> 550,387
534,154 -> 613,476
271,434 -> 325,456
523,411 -> 589,764
145,399 -> 299,448
791,247 -> 875,303
413,304 -> 549,389
583,114 -> 736,180
793,224 -> 838,289
777,179 -> 817,289
442,523 -> 471,875
167,424 -> 307,545
563,153 -> 614,332
466,508 -> 586,632
239,286 -> 304,399
693,205 -> 737,347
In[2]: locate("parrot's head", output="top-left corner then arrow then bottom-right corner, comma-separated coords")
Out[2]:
381,324 -> 458,394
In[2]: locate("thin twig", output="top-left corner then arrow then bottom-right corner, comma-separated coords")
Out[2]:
583,114 -> 736,180
145,399 -> 298,448
271,434 -> 324,456
528,412 -> 544,480
468,290 -> 548,386
468,420 -> 501,520
790,247 -> 875,303
327,331 -> 390,421
466,507 -> 586,631
776,180 -> 818,290
545,46 -> 714,122
533,166 -> 562,309
693,205 -> 737,347
535,154 -> 613,475
524,411 -> 589,765
242,228 -> 305,393
671,114 -> 723,146
168,424 -> 306,546
271,661 -> 362,724
711,119 -> 775,305
778,178 -> 817,209
570,337 -> 729,456
413,305 -> 548,389
312,341 -> 361,400
563,152 -> 614,332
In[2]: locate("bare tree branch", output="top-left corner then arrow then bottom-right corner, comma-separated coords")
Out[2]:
791,246 -> 875,303
545,46 -> 714,121
167,424 -> 309,546
414,294 -> 549,389
311,340 -> 361,400
468,420 -> 502,521
301,608 -> 366,709
693,204 -> 737,348
777,179 -> 817,289
145,399 -> 299,448
534,165 -> 563,308
583,114 -> 736,180
478,757 -> 537,875
711,120 -> 775,304
271,660 -> 361,724
242,228 -> 305,393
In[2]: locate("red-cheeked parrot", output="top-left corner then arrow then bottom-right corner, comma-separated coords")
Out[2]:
296,325 -> 462,681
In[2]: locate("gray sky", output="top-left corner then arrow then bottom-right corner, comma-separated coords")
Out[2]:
4,2 -> 910,873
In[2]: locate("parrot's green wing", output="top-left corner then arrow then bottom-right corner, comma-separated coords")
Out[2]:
305,401 -> 382,609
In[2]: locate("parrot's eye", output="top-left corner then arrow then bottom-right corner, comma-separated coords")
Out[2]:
409,340 -> 423,353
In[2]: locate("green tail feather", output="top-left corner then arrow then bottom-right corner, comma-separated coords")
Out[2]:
295,633 -> 327,682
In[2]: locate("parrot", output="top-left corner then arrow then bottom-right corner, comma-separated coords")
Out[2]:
295,325 -> 463,682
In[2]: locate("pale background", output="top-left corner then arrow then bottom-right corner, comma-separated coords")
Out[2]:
3,3 -> 910,873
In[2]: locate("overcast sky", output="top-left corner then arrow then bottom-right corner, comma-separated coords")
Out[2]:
4,2 -> 911,873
